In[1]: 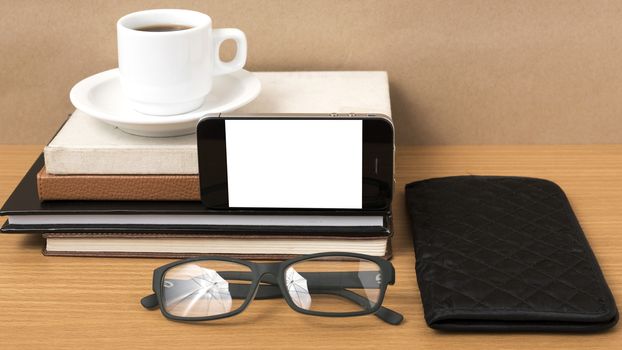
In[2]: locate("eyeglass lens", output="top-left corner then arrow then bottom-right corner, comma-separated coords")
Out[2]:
162,260 -> 253,318
285,256 -> 383,313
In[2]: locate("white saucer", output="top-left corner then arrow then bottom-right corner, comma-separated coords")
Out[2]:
69,68 -> 261,137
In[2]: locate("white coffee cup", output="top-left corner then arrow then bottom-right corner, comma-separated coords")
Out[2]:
117,9 -> 247,115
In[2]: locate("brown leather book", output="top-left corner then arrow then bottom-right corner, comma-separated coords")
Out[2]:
37,167 -> 200,201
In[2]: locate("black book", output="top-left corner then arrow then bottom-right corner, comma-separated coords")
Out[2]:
1,154 -> 391,235
2,154 -> 393,258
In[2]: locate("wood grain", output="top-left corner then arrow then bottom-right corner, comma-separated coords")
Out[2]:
0,145 -> 621,349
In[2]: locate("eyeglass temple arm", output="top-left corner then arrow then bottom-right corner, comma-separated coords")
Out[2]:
251,284 -> 402,325
219,270 -> 384,289
310,287 -> 403,325
138,283 -> 284,310
144,270 -> 383,295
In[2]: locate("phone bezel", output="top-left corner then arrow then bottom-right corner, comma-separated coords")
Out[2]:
197,114 -> 394,212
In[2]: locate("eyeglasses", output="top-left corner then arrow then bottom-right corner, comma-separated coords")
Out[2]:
140,252 -> 403,325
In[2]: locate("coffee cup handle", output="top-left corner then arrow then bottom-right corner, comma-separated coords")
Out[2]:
212,28 -> 247,76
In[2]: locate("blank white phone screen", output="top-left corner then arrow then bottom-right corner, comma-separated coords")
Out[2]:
225,119 -> 363,208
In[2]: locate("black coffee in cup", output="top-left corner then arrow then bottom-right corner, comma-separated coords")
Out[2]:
134,24 -> 193,32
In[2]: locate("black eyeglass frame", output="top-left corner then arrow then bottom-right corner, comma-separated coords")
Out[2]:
141,252 -> 402,324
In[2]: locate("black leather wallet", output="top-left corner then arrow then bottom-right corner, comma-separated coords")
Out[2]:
406,176 -> 618,332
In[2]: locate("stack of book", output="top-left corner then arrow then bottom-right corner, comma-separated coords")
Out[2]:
0,71 -> 394,259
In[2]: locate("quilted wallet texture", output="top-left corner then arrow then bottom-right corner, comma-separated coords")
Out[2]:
406,176 -> 618,332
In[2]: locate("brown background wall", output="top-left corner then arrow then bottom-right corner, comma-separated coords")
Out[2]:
1,0 -> 622,145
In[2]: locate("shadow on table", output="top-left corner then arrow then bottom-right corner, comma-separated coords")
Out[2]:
19,233 -> 45,249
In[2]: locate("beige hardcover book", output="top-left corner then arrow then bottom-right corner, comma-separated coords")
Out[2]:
44,71 -> 391,175
42,233 -> 393,260
37,167 -> 200,201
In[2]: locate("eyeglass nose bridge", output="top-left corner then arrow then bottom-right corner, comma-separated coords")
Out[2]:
245,263 -> 283,302
254,262 -> 282,283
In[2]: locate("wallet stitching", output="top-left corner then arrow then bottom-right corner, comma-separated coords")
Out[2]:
461,217 -> 602,301
418,209 -> 604,310
420,258 -> 605,315
410,177 -> 609,318
422,225 -> 603,312
458,179 -> 605,305
484,179 -> 585,246
483,178 -> 607,307
464,226 -> 602,307
423,282 -> 608,317
418,244 -> 602,314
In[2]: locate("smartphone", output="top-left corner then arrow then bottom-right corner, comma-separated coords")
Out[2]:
197,113 -> 394,211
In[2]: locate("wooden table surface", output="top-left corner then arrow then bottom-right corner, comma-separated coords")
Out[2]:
1,145 -> 621,349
